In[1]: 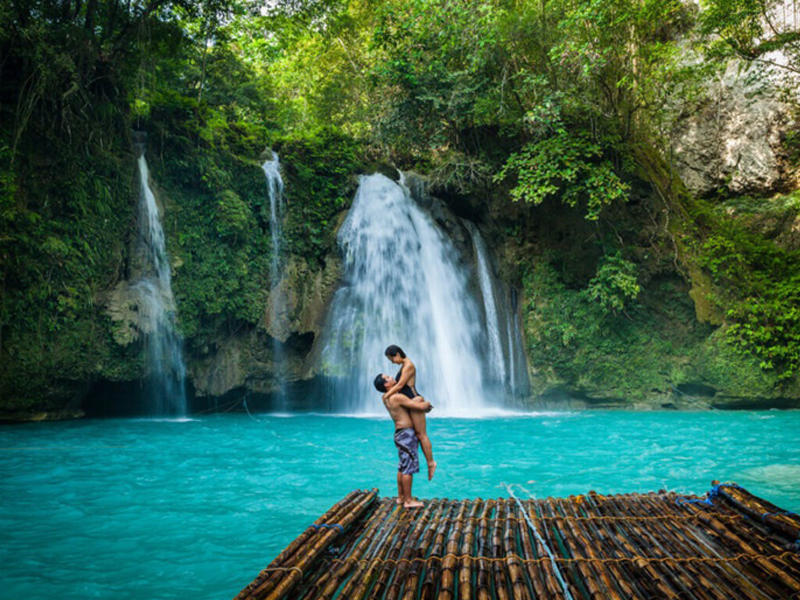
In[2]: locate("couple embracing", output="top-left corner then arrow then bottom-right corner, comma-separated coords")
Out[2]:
373,344 -> 437,509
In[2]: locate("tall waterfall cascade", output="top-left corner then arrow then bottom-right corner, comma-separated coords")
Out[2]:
134,154 -> 187,416
322,173 -> 499,415
262,153 -> 287,401
466,224 -> 529,399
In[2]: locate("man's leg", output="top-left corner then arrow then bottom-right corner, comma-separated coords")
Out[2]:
396,471 -> 404,504
402,474 -> 423,508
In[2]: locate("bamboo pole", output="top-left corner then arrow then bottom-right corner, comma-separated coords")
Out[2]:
514,499 -> 549,600
458,500 -> 482,600
580,494 -> 656,597
434,502 -> 466,600
256,489 -> 378,600
539,497 -> 584,599
668,492 -> 800,596
559,496 -> 634,599
586,492 -> 701,600
365,503 -> 431,600
714,481 -> 800,544
400,501 -> 450,600
489,500 -> 510,600
416,501 -> 455,600
523,498 -> 567,599
634,493 -> 753,600
298,501 -> 381,600
576,497 -> 656,599
316,500 -> 397,600
234,492 -> 358,600
384,501 -> 439,600
233,490 -> 365,600
640,494 -> 775,600
348,506 -> 413,600
489,499 -> 519,600
624,493 -> 734,600
634,493 -> 729,600
501,499 -> 533,600
337,503 -> 408,600
474,500 -> 494,600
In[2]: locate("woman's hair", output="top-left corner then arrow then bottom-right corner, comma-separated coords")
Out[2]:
373,374 -> 387,392
384,344 -> 406,359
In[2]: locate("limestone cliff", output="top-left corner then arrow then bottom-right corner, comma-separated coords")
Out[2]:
671,57 -> 799,197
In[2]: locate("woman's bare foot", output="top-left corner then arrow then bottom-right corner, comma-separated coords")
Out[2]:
404,499 -> 424,508
428,461 -> 437,481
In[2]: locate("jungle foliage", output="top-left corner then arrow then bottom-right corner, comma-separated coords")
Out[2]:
1,0 -> 799,409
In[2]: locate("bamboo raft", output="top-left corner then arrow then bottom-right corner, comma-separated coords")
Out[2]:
234,481 -> 800,599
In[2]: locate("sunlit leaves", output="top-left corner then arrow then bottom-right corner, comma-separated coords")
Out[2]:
495,130 -> 629,219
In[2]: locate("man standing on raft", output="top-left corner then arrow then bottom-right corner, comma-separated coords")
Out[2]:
380,344 -> 437,480
374,373 -> 432,508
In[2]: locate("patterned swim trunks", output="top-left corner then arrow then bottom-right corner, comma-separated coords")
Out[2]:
394,427 -> 420,475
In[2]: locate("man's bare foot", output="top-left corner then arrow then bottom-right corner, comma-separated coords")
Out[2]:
404,499 -> 424,508
428,461 -> 437,481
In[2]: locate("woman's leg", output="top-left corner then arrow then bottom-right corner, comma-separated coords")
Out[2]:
410,406 -> 437,480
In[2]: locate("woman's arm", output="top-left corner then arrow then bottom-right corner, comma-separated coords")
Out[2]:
382,360 -> 415,400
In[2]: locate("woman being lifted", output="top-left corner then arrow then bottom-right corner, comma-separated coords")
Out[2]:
382,344 -> 437,480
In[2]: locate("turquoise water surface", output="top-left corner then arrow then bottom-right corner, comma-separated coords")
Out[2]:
1,410 -> 799,599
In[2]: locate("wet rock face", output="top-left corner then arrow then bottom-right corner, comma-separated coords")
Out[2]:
262,254 -> 342,346
671,57 -> 799,197
188,252 -> 343,398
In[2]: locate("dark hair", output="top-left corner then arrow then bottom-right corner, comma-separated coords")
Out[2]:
384,344 -> 406,359
373,374 -> 387,392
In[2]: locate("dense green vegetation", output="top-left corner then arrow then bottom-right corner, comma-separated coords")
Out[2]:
1,0 -> 799,415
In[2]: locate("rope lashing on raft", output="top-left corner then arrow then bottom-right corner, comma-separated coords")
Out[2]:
325,550 -> 800,567
504,483 -> 575,600
309,523 -> 344,533
675,482 -> 744,507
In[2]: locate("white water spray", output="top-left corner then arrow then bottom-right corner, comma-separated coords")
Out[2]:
262,154 -> 287,402
321,174 -> 491,415
134,155 -> 187,416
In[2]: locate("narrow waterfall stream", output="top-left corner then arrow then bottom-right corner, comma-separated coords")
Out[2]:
466,223 -> 530,399
321,174 -> 491,414
467,222 -> 506,384
262,154 -> 286,404
134,154 -> 187,416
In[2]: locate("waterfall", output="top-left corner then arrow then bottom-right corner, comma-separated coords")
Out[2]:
263,154 -> 284,285
467,223 -> 506,384
134,154 -> 187,416
321,174 -> 491,415
262,154 -> 286,403
466,222 -> 530,400
507,289 -> 529,399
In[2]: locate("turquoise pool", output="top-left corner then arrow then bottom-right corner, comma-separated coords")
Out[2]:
1,410 -> 798,599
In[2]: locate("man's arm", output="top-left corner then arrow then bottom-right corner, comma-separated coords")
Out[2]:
391,394 -> 431,412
